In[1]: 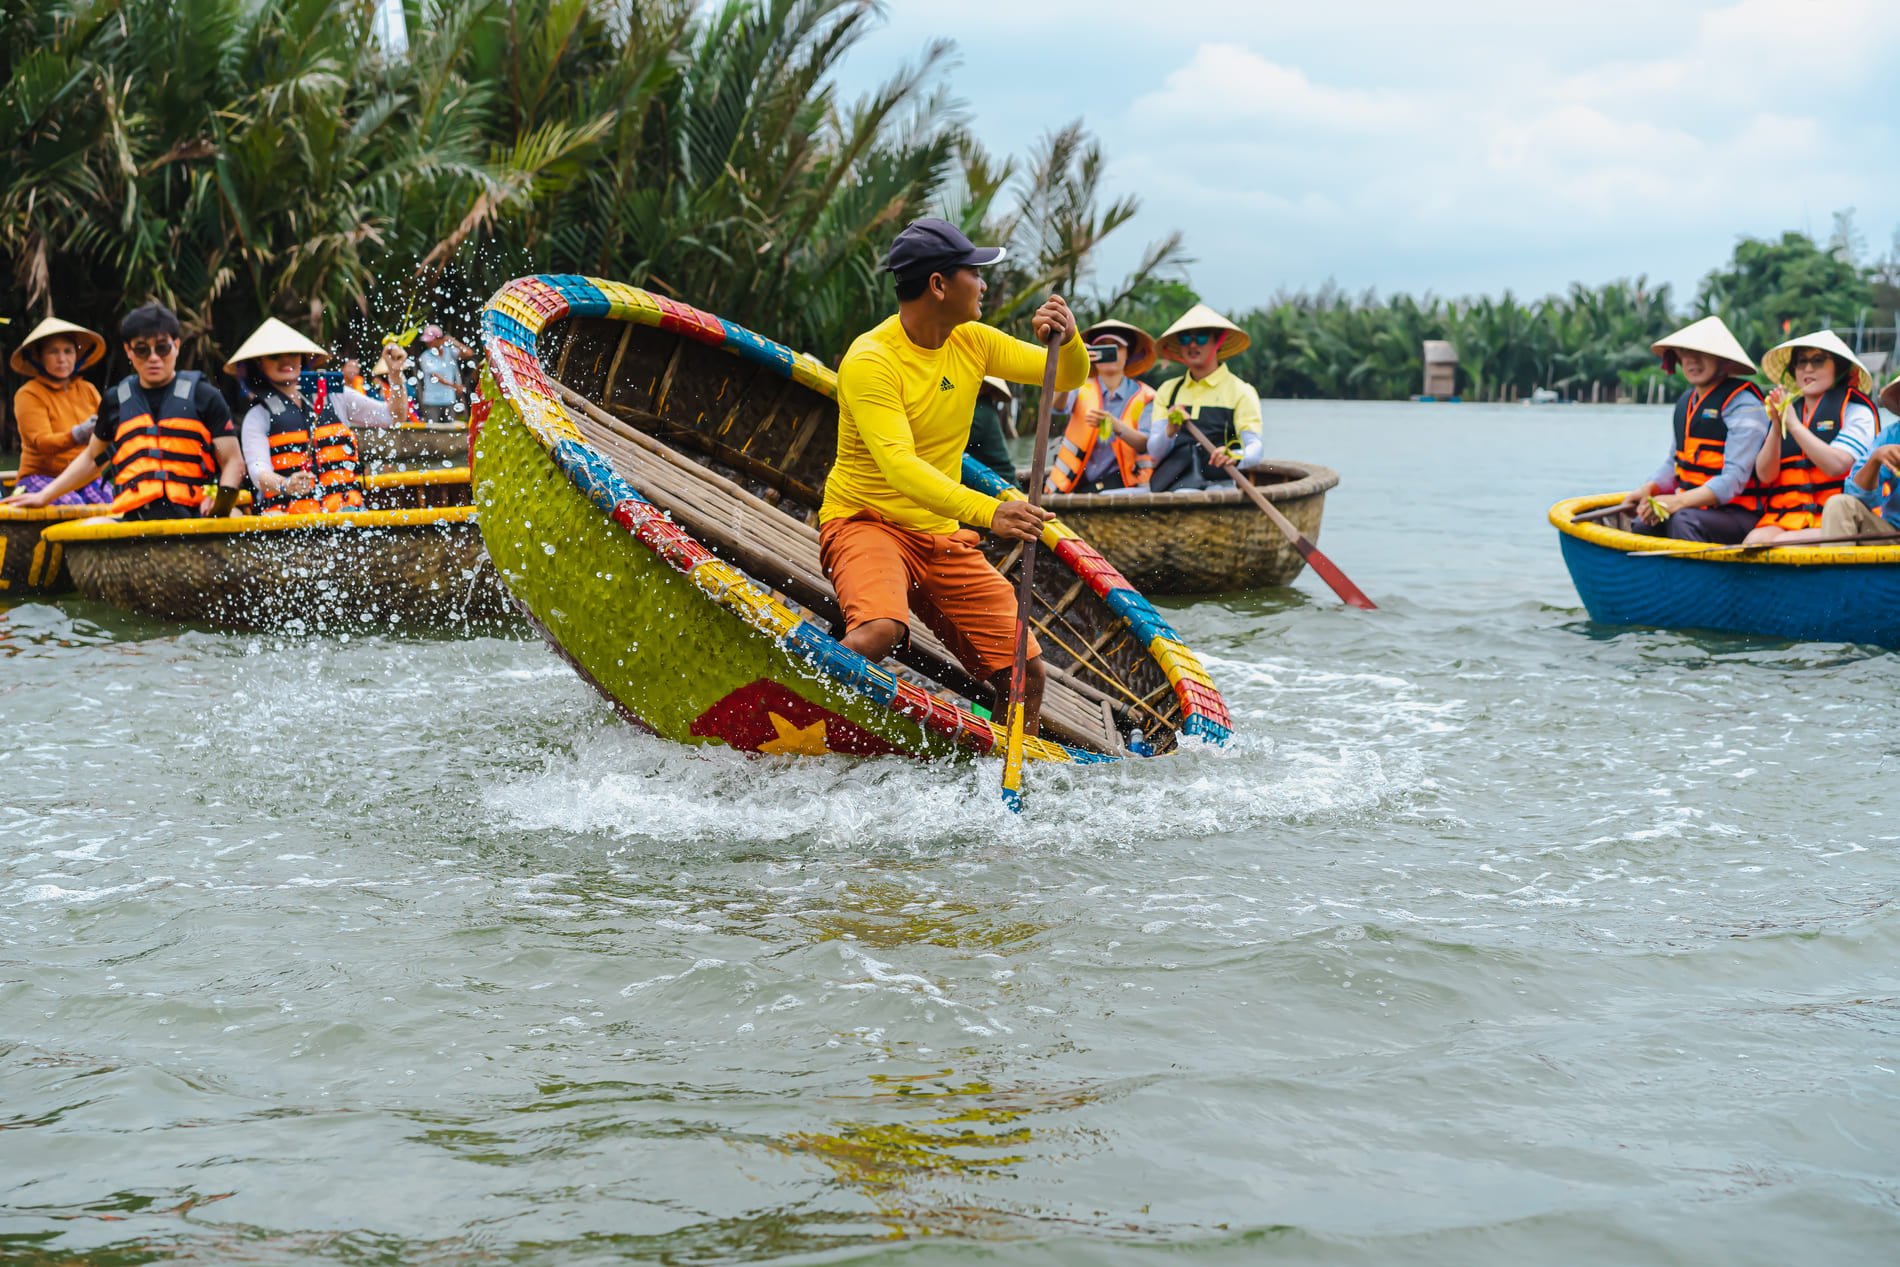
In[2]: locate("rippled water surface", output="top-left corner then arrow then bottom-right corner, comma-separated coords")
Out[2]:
4,403 -> 1898,1265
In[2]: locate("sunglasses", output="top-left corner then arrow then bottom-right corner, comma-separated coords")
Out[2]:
1790,353 -> 1833,369
129,339 -> 176,360
1177,332 -> 1216,347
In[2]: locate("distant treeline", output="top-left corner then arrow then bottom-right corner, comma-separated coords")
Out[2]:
1109,220 -> 1900,402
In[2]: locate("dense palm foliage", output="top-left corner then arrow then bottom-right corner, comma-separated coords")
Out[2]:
0,0 -> 1176,378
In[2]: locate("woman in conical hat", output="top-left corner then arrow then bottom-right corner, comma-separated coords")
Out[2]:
1619,314 -> 1770,543
1145,304 -> 1263,493
8,316 -> 113,504
964,375 -> 1018,485
226,317 -> 411,516
1742,329 -> 1881,544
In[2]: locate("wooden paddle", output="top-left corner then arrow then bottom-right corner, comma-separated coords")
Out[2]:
1631,530 -> 1899,559
1000,330 -> 1063,815
1570,504 -> 1628,524
1181,420 -> 1376,610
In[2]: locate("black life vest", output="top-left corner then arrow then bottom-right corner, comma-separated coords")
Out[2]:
1758,384 -> 1877,530
1158,376 -> 1239,479
105,371 -> 218,517
1671,377 -> 1768,511
256,382 -> 365,515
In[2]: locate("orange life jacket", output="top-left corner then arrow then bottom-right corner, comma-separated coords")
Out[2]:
1756,384 -> 1877,531
256,381 -> 366,515
104,372 -> 219,517
1045,377 -> 1155,494
1672,377 -> 1769,512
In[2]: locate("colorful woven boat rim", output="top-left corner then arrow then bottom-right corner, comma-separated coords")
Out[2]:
43,505 -> 475,543
1551,494 -> 1900,565
477,273 -> 1234,759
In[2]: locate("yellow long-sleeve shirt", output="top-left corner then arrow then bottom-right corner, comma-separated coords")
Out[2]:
820,316 -> 1088,535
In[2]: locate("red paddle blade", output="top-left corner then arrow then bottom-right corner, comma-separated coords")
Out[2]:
1291,535 -> 1377,610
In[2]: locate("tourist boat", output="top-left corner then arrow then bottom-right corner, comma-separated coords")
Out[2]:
357,421 -> 469,470
1550,494 -> 1900,646
1,497 -> 100,595
1039,460 -> 1339,595
40,468 -> 510,631
473,273 -> 1233,762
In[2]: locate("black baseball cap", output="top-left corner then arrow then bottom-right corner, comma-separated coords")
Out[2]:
883,217 -> 1007,280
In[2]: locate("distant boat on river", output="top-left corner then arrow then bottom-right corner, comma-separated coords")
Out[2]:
1551,494 -> 1900,647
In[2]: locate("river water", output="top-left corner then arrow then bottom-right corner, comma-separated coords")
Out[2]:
4,402 -> 1897,1265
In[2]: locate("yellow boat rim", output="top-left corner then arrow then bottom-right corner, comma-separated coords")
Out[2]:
1549,494 -> 1900,566
42,504 -> 476,544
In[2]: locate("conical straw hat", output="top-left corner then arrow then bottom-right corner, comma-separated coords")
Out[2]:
979,374 -> 1013,401
1158,303 -> 1250,362
9,316 -> 106,377
1759,329 -> 1875,395
223,317 -> 331,376
1650,315 -> 1756,373
1081,318 -> 1157,377
1881,374 -> 1900,417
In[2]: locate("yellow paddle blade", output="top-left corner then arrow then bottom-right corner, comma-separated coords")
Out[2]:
1000,704 -> 1028,814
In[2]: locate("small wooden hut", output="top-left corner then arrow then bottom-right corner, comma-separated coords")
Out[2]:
1421,341 -> 1458,399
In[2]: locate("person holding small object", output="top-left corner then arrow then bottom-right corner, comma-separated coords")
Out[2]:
2,303 -> 244,520
1818,371 -> 1900,541
1144,304 -> 1264,493
1045,319 -> 1158,494
1742,330 -> 1879,545
8,316 -> 112,505
226,318 -> 411,516
415,323 -> 474,424
1618,316 -> 1768,543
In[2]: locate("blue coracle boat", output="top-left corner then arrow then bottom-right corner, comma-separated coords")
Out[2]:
1551,494 -> 1900,647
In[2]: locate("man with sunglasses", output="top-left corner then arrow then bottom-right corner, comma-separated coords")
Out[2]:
1144,304 -> 1264,493
3,303 -> 244,519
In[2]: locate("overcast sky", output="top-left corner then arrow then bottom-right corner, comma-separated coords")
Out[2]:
827,0 -> 1900,311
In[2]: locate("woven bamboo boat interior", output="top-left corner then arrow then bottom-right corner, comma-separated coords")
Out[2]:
541,314 -> 1187,754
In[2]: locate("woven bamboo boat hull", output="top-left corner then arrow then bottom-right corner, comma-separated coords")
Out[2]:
1,503 -> 98,595
1042,461 -> 1339,595
357,423 -> 468,470
475,274 -> 1234,762
41,470 -> 507,631
1552,494 -> 1900,646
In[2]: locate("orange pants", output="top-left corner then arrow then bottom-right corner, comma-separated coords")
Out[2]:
818,510 -> 1039,678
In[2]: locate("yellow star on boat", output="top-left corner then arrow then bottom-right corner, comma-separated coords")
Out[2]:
759,711 -> 829,756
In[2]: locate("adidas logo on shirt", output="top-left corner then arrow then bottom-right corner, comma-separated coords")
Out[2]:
939,377 -> 954,392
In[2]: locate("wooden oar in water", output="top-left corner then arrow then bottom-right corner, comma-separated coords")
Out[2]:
1181,421 -> 1376,610
1000,331 -> 1063,815
1631,530 -> 1899,559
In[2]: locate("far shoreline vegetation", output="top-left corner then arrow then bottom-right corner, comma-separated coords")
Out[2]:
4,0 -> 1897,430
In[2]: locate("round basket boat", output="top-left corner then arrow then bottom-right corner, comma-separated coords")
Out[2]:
356,422 -> 469,470
1040,460 -> 1339,595
42,469 -> 507,632
1551,493 -> 1900,646
2,500 -> 104,595
474,274 -> 1233,763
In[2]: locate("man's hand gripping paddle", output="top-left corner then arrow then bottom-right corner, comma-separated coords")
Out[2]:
1000,330 -> 1063,814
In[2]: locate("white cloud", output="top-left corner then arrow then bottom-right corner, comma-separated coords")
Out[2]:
828,0 -> 1900,304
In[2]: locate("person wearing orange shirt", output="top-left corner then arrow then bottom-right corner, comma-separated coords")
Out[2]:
820,218 -> 1087,734
9,317 -> 112,505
